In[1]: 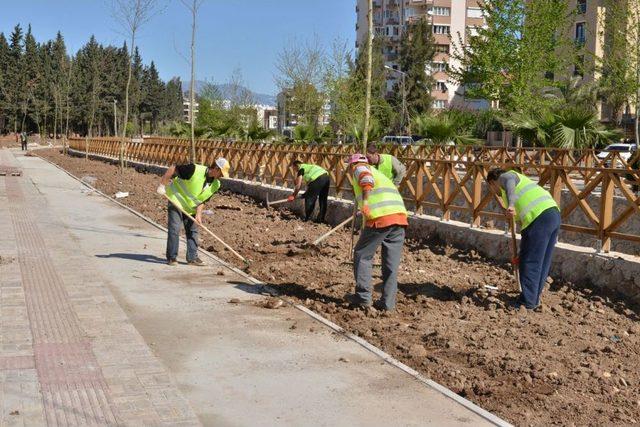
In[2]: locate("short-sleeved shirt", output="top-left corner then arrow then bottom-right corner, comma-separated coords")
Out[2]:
174,163 -> 217,203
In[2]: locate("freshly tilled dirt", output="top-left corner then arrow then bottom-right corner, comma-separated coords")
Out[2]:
38,149 -> 640,426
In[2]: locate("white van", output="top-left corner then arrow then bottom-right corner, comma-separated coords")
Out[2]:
382,135 -> 416,146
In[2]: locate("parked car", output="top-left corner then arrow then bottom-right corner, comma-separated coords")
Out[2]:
597,142 -> 636,166
382,135 -> 417,146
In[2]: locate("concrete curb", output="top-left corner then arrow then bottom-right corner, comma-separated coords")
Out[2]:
34,151 -> 512,427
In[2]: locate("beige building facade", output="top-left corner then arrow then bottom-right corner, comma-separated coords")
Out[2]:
355,0 -> 487,110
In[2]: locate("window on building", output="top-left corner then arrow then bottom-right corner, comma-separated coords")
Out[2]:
467,26 -> 480,37
432,6 -> 450,16
433,100 -> 447,109
432,62 -> 448,73
577,0 -> 587,14
467,7 -> 483,18
575,22 -> 586,45
435,81 -> 448,92
435,44 -> 450,54
433,25 -> 451,35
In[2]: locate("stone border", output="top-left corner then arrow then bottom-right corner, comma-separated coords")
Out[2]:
39,150 -> 513,426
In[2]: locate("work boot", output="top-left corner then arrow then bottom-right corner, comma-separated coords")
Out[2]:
345,294 -> 371,310
167,259 -> 178,266
188,258 -> 205,266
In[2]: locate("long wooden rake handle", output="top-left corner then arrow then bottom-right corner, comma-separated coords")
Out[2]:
163,194 -> 250,266
510,216 -> 521,293
313,214 -> 358,246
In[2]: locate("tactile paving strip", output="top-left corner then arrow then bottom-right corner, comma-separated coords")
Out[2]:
6,177 -> 118,426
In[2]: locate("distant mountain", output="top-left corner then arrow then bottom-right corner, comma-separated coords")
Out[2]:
185,80 -> 276,107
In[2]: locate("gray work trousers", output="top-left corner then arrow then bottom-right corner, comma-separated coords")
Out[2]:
353,225 -> 405,310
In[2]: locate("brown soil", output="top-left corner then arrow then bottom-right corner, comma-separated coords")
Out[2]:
38,148 -> 640,426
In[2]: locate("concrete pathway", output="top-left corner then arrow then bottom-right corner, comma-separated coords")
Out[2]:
0,148 -> 507,426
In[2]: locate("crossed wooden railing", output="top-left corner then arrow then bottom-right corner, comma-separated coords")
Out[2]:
68,137 -> 640,254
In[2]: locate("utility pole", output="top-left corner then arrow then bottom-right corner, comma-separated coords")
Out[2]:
363,0 -> 374,152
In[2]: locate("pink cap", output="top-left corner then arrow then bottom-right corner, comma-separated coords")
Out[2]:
346,153 -> 368,165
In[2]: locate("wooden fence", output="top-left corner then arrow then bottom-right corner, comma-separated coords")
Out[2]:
68,137 -> 640,254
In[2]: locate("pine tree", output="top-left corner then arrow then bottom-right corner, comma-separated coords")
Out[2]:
8,25 -> 24,133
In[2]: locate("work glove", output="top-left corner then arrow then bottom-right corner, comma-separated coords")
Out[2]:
287,195 -> 295,202
511,257 -> 520,266
361,204 -> 371,219
505,207 -> 516,218
156,184 -> 166,195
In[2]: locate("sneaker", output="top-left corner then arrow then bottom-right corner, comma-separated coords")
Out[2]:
188,258 -> 206,266
167,259 -> 178,266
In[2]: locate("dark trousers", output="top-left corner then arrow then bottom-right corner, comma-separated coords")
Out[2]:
353,225 -> 405,310
166,202 -> 199,262
21,141 -> 27,150
519,208 -> 561,309
304,174 -> 330,222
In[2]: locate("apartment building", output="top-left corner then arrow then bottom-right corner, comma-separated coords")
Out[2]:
355,0 -> 487,110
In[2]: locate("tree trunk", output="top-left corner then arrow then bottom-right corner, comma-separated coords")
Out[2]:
189,3 -> 197,162
121,32 -> 136,172
362,0 -> 374,152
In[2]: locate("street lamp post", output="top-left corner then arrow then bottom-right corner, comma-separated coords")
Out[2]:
385,65 -> 408,134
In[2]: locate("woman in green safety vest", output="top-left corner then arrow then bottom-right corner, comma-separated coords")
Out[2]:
289,160 -> 330,223
365,143 -> 407,187
157,158 -> 230,266
487,168 -> 561,310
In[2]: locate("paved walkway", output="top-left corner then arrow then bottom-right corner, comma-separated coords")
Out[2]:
0,148 -> 507,426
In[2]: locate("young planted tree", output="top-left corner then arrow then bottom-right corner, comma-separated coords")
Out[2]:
180,0 -> 204,161
362,0 -> 373,151
111,0 -> 162,170
275,38 -> 327,133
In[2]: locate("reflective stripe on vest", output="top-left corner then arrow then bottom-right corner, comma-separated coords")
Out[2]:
501,171 -> 558,230
352,167 -> 407,220
373,154 -> 394,181
300,163 -> 327,183
166,164 -> 220,214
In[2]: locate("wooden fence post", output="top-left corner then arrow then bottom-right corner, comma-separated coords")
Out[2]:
600,172 -> 614,253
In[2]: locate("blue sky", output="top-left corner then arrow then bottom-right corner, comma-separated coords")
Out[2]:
0,0 -> 356,95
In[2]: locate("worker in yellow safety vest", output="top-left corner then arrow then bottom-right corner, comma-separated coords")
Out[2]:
157,158 -> 230,266
289,160 -> 330,223
346,153 -> 408,311
366,143 -> 406,187
487,168 -> 560,310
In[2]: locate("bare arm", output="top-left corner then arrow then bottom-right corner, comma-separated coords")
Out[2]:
292,175 -> 303,197
160,165 -> 176,186
194,203 -> 204,224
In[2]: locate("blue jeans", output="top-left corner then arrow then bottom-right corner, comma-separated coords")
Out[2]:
166,202 -> 199,262
519,208 -> 561,309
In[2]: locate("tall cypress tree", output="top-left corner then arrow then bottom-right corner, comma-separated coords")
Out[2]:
397,17 -> 436,119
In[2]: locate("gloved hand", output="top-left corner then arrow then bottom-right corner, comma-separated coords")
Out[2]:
511,257 -> 520,266
156,184 -> 166,195
287,195 -> 295,202
361,204 -> 371,219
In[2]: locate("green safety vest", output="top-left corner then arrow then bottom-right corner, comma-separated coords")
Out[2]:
299,163 -> 327,184
373,154 -> 394,181
352,166 -> 407,220
501,171 -> 558,230
167,164 -> 220,215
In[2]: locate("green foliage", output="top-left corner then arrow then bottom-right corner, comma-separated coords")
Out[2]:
502,106 -> 622,148
0,23 -> 183,137
412,112 -> 483,145
395,17 -> 435,118
451,0 -> 579,116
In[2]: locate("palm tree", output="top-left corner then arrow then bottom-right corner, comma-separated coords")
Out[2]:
411,113 -> 482,145
502,106 -> 621,149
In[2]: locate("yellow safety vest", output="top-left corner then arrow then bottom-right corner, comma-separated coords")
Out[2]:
372,154 -> 394,181
299,163 -> 327,183
352,166 -> 407,220
501,171 -> 558,230
167,164 -> 220,215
